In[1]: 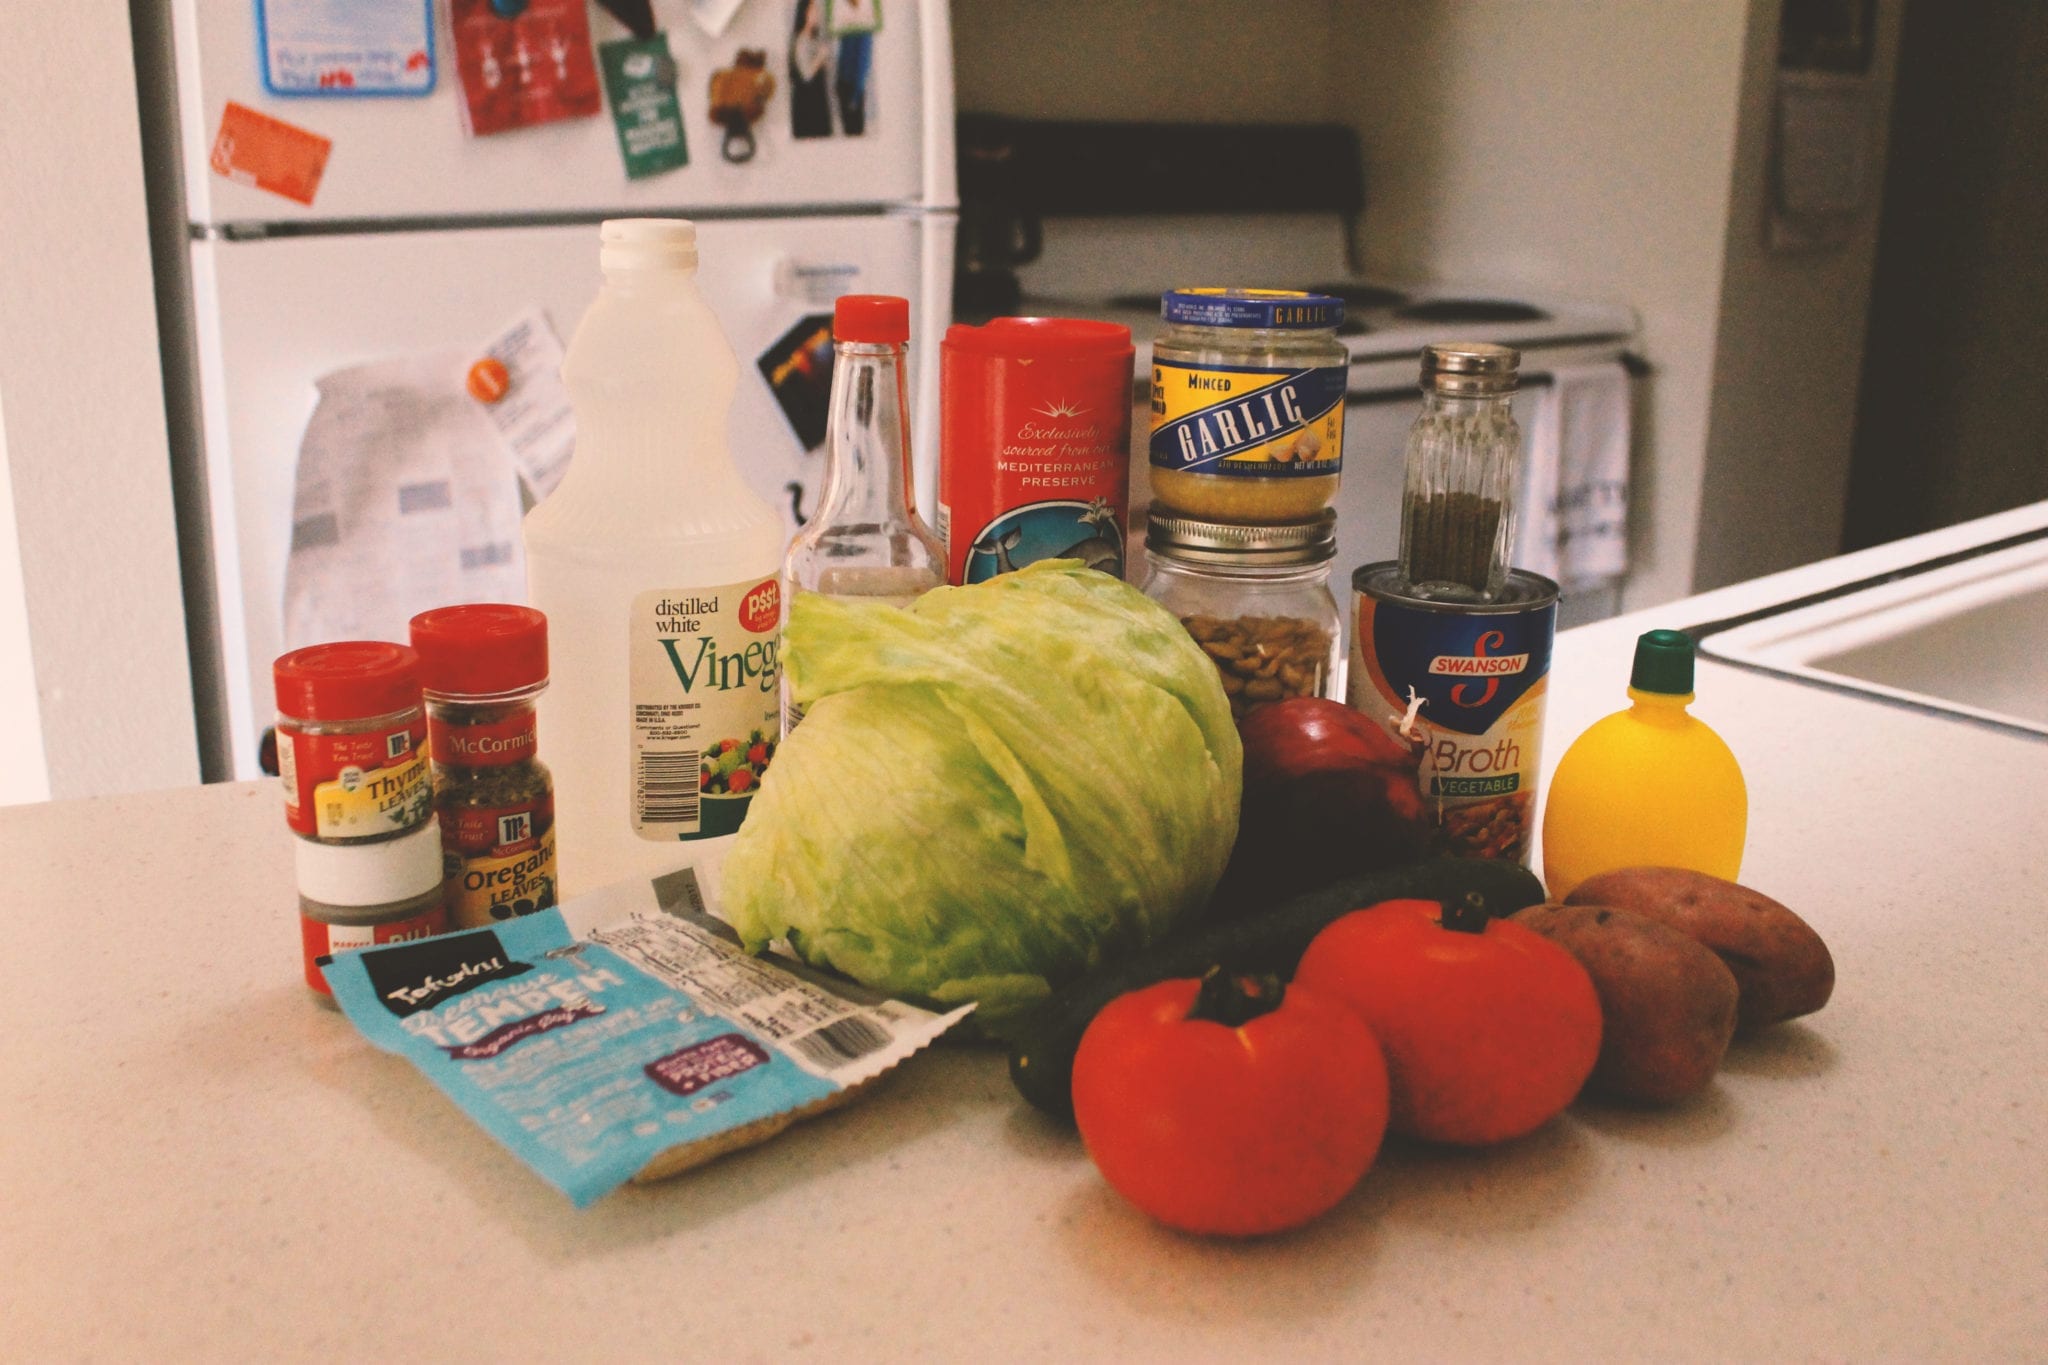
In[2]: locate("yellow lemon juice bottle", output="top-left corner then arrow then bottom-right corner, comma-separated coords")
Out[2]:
1540,629 -> 1746,898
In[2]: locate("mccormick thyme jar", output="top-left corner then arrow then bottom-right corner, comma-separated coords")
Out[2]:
410,605 -> 558,928
1141,508 -> 1345,722
1148,288 -> 1349,524
273,642 -> 432,843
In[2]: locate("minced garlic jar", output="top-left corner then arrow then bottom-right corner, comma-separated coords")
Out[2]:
1147,288 -> 1348,524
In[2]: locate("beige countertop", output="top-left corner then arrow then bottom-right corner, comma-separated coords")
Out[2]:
4,537 -> 2046,1360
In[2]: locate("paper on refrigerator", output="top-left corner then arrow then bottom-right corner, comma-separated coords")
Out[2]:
476,308 -> 577,498
283,349 -> 526,653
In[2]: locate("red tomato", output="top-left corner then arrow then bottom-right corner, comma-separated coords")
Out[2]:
1071,972 -> 1389,1237
1294,898 -> 1602,1147
726,768 -> 755,793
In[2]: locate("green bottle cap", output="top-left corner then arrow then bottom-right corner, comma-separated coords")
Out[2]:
1629,628 -> 1696,695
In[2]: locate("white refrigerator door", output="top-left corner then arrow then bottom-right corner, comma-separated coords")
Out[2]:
192,211 -> 943,779
172,0 -> 955,223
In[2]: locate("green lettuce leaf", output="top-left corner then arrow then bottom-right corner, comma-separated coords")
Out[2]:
721,562 -> 1240,1033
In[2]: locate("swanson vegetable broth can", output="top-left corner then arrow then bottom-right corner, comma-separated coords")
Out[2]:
1347,564 -> 1559,865
938,317 -> 1135,585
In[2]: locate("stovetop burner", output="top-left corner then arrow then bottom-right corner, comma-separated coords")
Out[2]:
1395,299 -> 1551,324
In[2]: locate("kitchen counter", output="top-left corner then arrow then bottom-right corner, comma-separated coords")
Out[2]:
6,521 -> 2046,1362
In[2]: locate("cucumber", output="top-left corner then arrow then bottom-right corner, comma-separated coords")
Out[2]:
1007,858 -> 1546,1121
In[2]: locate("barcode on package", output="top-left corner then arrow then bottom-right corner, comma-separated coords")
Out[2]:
637,749 -> 700,825
788,1015 -> 890,1069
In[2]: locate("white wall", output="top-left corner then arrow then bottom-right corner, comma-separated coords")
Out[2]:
953,0 -> 1346,121
0,394 -> 51,806
1693,0 -> 1903,588
1335,0 -> 1757,610
0,4 -> 200,802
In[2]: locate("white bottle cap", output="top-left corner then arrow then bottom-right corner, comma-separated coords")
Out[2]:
295,821 -> 444,907
601,218 -> 699,271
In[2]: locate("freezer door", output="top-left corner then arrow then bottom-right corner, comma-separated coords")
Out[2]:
191,213 -> 936,779
170,0 -> 954,225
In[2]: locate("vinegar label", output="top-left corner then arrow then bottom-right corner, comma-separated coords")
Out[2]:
628,579 -> 782,841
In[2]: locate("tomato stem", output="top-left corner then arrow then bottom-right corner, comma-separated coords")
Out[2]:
1438,892 -> 1492,934
1188,966 -> 1286,1028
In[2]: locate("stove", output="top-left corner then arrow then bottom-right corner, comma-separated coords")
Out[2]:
954,118 -> 1639,625
994,210 -> 1633,363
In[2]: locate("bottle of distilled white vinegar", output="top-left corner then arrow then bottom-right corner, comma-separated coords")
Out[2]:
525,219 -> 784,897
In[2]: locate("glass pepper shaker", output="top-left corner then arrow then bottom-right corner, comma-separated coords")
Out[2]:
1396,342 -> 1522,602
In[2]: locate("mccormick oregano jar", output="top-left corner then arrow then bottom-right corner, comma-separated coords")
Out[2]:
1148,288 -> 1348,524
410,604 -> 558,928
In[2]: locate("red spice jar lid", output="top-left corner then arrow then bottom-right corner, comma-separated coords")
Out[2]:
274,641 -> 423,722
409,604 -> 549,697
942,316 -> 1134,359
834,293 -> 910,344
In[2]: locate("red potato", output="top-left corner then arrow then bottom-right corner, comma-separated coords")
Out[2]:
1513,902 -> 1739,1103
1564,867 -> 1834,1030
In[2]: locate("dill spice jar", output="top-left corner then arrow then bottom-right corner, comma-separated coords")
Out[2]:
296,822 -> 449,1000
410,605 -> 559,928
1148,288 -> 1349,524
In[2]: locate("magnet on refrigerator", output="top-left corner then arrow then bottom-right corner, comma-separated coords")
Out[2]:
255,0 -> 436,97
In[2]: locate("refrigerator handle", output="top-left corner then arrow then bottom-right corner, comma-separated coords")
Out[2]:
920,0 -> 959,209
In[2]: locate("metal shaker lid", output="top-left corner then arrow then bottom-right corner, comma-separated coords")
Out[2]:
1145,507 -> 1338,566
1419,341 -> 1521,396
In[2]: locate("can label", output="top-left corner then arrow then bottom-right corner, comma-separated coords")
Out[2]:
279,722 -> 432,840
442,794 -> 559,928
302,903 -> 447,994
1348,579 -> 1556,864
431,710 -> 537,767
629,579 -> 781,842
1148,360 -> 1346,478
939,347 -> 1133,585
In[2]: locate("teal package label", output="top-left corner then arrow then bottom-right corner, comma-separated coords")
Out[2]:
599,34 -> 689,179
323,875 -> 972,1207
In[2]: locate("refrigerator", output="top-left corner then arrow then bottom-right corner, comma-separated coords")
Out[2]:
141,0 -> 957,783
